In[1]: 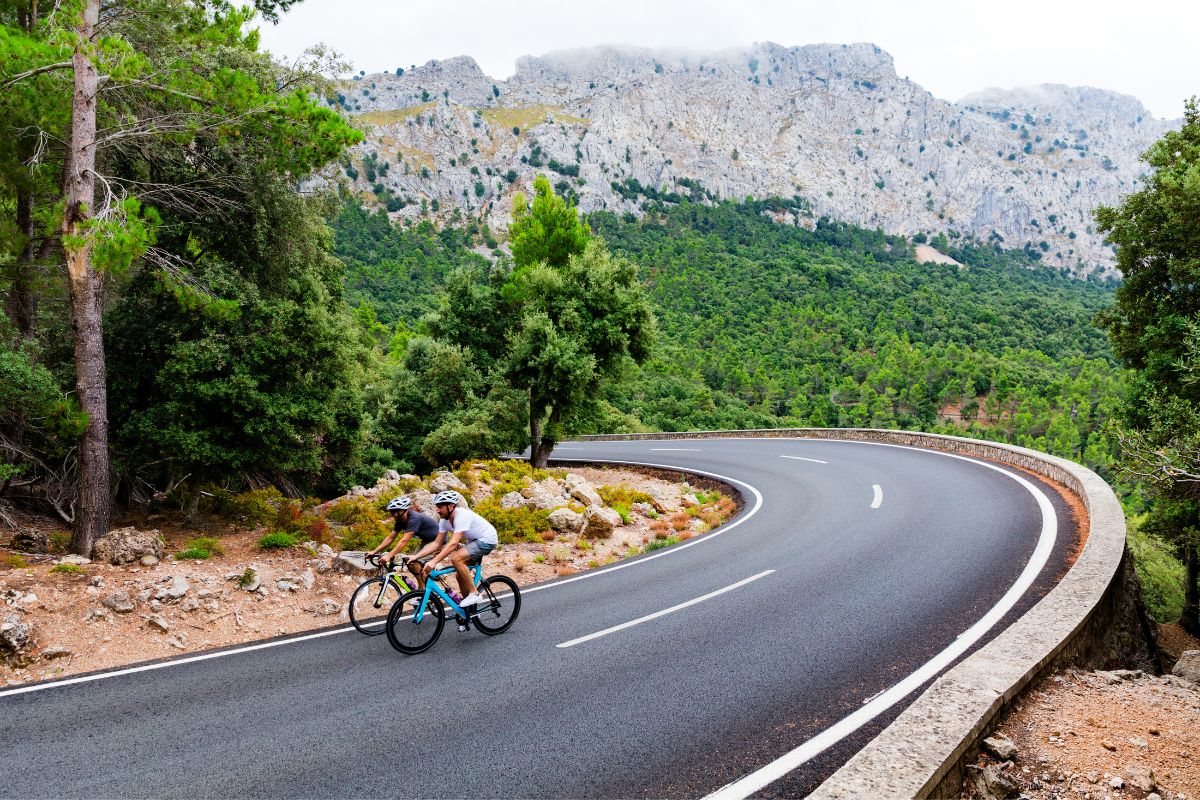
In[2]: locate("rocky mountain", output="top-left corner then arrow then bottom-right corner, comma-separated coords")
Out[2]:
330,42 -> 1178,274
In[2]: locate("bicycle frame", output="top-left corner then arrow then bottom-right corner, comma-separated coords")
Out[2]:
413,563 -> 484,623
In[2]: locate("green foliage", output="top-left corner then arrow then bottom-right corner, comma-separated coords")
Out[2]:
50,563 -> 84,575
177,536 -> 224,560
211,488 -> 281,527
472,499 -> 551,544
47,532 -> 71,554
508,175 -> 591,272
336,519 -> 388,551
1127,514 -> 1186,623
257,531 -> 298,549
3,554 -> 27,569
236,568 -> 257,588
325,496 -> 377,525
596,485 -> 654,506
644,536 -> 680,552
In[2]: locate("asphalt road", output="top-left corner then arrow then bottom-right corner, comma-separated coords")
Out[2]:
0,438 -> 1076,799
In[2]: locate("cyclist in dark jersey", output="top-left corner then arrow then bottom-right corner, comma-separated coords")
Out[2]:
369,497 -> 445,588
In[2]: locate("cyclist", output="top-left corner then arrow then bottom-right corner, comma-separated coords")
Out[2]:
369,497 -> 445,589
424,490 -> 498,607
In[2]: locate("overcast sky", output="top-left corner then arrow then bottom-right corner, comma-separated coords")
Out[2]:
256,0 -> 1197,120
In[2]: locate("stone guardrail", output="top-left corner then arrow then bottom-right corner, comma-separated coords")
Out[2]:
574,428 -> 1129,798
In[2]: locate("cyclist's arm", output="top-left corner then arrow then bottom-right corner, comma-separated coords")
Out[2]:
428,531 -> 464,567
369,529 -> 400,557
408,531 -> 446,562
381,532 -> 414,560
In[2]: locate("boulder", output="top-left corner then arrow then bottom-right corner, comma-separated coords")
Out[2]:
0,615 -> 34,658
317,599 -> 341,616
41,645 -> 72,660
569,483 -> 603,508
581,506 -> 623,539
680,493 -> 700,508
548,508 -> 584,534
155,576 -> 190,602
429,471 -> 468,494
410,488 -> 436,513
91,527 -> 164,565
500,491 -> 526,509
58,554 -> 91,566
334,552 -> 374,576
521,479 -> 571,511
983,733 -> 1018,761
974,764 -> 1020,799
101,592 -> 136,613
645,487 -> 670,512
1173,650 -> 1200,684
1123,765 -> 1156,793
383,469 -> 402,482
10,528 -> 48,554
147,615 -> 170,633
139,555 -> 159,567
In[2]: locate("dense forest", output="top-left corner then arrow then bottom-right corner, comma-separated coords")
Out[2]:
335,198 -> 1124,481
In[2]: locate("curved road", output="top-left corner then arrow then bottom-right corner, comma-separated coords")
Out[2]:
0,438 -> 1077,798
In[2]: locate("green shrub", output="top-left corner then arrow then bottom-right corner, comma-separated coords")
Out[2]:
213,488 -> 281,527
597,485 -> 654,507
50,563 -> 84,575
337,519 -> 388,551
326,497 -> 378,525
48,531 -> 71,554
644,536 -> 680,552
236,568 -> 257,588
472,500 -> 550,544
3,553 -> 27,569
1127,514 -> 1186,623
274,501 -> 304,533
258,531 -> 298,549
177,536 -> 224,560
611,502 -> 631,524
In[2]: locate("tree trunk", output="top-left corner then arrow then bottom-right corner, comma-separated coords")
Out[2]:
64,0 -> 109,557
1183,542 -> 1200,637
529,401 -> 548,468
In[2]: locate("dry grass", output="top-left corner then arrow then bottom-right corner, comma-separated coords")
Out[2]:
354,102 -> 436,128
478,104 -> 589,133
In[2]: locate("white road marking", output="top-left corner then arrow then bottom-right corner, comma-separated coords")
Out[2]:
556,570 -> 775,648
871,484 -> 884,509
0,460 -> 763,699
702,441 -> 1057,800
650,447 -> 701,451
779,455 -> 828,464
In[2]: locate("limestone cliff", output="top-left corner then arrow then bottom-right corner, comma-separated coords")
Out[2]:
332,43 -> 1178,274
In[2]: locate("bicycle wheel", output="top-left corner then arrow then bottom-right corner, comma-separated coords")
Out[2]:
472,575 -> 521,635
386,591 -> 445,654
348,577 -> 404,636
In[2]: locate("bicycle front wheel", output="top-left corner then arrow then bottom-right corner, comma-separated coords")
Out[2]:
472,575 -> 521,635
348,577 -> 404,636
386,591 -> 445,654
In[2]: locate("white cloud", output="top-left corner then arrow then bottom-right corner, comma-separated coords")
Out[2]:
257,0 -> 1198,119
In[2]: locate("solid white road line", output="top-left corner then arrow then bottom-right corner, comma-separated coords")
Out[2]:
779,455 -> 828,464
871,484 -> 884,509
650,447 -> 701,451
702,445 -> 1057,800
556,570 -> 775,648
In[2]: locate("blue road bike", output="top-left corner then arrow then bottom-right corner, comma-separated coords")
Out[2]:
385,560 -> 520,654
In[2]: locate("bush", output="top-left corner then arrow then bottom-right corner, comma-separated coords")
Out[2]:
213,488 -> 281,527
645,536 -> 680,552
177,536 -> 224,560
48,531 -> 71,554
597,484 -> 654,506
3,553 -> 27,568
50,563 -> 84,575
472,500 -> 550,544
275,501 -> 304,533
1127,514 -> 1186,623
305,517 -> 333,545
237,568 -> 257,588
258,532 -> 298,549
611,502 -> 631,524
337,519 -> 388,551
325,497 -> 378,526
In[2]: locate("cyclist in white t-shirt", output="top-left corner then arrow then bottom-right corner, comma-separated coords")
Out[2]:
423,490 -> 498,607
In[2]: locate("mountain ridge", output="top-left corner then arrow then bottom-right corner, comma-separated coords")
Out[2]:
331,42 -> 1178,274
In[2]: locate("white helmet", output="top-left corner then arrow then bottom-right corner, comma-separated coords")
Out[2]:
386,497 -> 412,512
432,490 -> 462,506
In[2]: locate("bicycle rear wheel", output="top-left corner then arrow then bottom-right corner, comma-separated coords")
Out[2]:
386,591 -> 445,654
348,577 -> 404,636
472,575 -> 520,635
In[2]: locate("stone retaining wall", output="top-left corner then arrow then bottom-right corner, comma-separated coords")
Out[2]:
575,428 -> 1133,798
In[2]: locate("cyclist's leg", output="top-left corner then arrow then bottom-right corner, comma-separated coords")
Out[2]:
448,544 -> 476,596
408,540 -> 439,589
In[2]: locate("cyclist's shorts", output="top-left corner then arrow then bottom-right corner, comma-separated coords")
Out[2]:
463,540 -> 495,559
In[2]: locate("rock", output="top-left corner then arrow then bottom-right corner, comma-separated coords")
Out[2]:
1109,776 -> 1125,790
548,507 -> 584,534
569,482 -> 603,508
680,493 -> 700,508
1172,650 -> 1200,684
41,645 -> 71,660
521,478 -> 571,510
10,528 -> 48,554
241,576 -> 261,593
429,471 -> 468,494
307,557 -> 332,575
58,554 -> 91,566
300,569 -> 315,590
148,615 -> 170,633
1086,770 -> 1100,783
1101,739 -> 1117,751
581,506 -> 622,539
333,553 -> 374,576
975,764 -> 1021,798
1147,794 -> 1161,800
91,526 -> 165,565
0,616 -> 34,656
155,576 -> 190,602
180,598 -> 200,613
645,487 -> 670,512
102,592 -> 136,613
383,469 -> 401,482
632,502 -> 656,516
85,607 -> 109,622
500,491 -> 526,509
1124,765 -> 1156,793
1130,736 -> 1148,749
19,593 -> 38,608
983,732 -> 1019,761
317,599 -> 340,616
140,555 -> 159,567
317,544 -> 336,558
276,580 -> 300,592
90,576 -> 104,587
136,589 -> 153,603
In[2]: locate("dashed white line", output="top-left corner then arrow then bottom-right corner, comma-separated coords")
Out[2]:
556,570 -> 775,648
871,484 -> 884,509
779,455 -> 828,464
650,448 -> 701,451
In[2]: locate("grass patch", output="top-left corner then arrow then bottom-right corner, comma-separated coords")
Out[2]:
258,532 -> 298,550
478,104 -> 589,133
3,553 -> 27,568
48,531 -> 70,553
176,536 -> 224,560
1127,514 -> 1186,623
597,484 -> 653,507
355,102 -> 436,127
49,563 -> 84,575
645,536 -> 680,552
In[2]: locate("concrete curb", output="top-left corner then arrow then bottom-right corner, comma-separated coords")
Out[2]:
573,428 -> 1126,798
